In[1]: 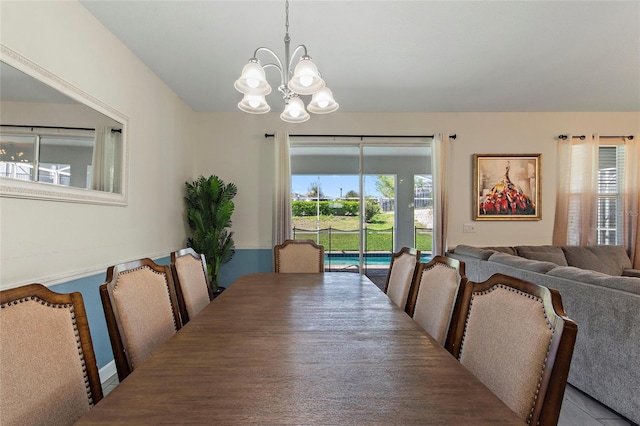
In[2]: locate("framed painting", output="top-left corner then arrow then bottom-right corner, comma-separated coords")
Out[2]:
474,154 -> 541,220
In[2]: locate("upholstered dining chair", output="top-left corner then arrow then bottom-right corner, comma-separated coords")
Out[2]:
405,255 -> 467,350
100,258 -> 182,381
170,248 -> 213,324
274,239 -> 325,273
383,247 -> 420,310
0,283 -> 103,426
449,273 -> 578,426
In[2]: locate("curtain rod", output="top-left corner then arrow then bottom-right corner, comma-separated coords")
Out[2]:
1,124 -> 122,133
264,133 -> 457,140
558,134 -> 634,140
2,124 -> 95,132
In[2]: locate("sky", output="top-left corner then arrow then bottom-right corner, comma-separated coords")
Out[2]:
291,175 -> 382,199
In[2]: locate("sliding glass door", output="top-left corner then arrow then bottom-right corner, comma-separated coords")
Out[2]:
290,144 -> 361,272
362,144 -> 431,283
290,137 -> 432,284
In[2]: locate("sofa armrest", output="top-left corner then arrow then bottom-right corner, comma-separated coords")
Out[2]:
622,269 -> 640,278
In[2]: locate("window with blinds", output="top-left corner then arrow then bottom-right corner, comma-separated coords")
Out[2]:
597,145 -> 625,245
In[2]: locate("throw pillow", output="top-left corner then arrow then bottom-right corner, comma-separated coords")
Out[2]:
488,252 -> 558,274
562,246 -> 630,276
516,246 -> 568,266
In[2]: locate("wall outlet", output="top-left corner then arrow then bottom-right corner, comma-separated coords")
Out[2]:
463,223 -> 477,233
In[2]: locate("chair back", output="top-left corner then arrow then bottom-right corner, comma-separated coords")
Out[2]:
383,247 -> 420,309
171,248 -> 213,324
274,239 -> 325,273
449,273 -> 578,426
100,258 -> 182,381
0,283 -> 103,425
406,255 -> 467,349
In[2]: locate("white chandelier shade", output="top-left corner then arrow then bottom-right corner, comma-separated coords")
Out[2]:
234,0 -> 338,122
307,87 -> 339,114
280,97 -> 310,123
238,94 -> 271,114
234,61 -> 272,96
287,56 -> 325,95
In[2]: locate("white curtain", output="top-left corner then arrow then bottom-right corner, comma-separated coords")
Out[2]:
91,127 -> 121,192
432,133 -> 449,256
622,134 -> 639,268
553,134 -> 599,246
272,132 -> 292,246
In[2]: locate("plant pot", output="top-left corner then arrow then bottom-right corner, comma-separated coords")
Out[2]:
212,286 -> 226,299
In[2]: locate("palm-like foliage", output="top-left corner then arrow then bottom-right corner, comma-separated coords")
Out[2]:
185,175 -> 237,291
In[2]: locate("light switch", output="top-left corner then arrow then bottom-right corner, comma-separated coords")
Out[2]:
463,223 -> 477,233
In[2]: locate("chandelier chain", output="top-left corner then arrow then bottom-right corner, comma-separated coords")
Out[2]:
285,0 -> 289,35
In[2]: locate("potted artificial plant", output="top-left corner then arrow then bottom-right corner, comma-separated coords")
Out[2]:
184,175 -> 237,296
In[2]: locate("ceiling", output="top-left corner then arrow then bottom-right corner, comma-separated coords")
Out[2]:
79,1 -> 639,114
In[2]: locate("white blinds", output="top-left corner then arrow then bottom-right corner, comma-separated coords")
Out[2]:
597,145 -> 625,245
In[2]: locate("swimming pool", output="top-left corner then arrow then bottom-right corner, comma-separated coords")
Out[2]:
326,253 -> 432,267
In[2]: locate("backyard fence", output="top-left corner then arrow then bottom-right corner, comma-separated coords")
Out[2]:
293,226 -> 433,253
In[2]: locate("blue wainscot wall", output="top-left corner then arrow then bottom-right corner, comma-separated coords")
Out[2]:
49,248 -> 272,375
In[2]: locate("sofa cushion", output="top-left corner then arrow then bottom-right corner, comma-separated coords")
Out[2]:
452,245 -> 495,261
488,252 -> 558,274
515,245 -> 568,266
483,246 -> 517,256
547,266 -> 640,295
562,246 -> 631,276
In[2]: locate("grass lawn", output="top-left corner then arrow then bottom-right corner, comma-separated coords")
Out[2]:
293,213 -> 432,252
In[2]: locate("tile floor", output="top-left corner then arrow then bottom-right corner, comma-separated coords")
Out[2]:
101,373 -> 634,425
559,385 -> 636,426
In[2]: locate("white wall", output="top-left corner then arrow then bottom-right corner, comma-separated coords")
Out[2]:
0,1 -> 195,287
194,112 -> 639,251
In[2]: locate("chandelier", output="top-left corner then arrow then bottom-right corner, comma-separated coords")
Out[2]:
234,0 -> 338,123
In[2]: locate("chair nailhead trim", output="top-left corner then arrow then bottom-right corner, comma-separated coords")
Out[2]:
424,263 -> 462,281
458,283 -> 554,424
1,297 -> 95,405
114,266 -> 180,332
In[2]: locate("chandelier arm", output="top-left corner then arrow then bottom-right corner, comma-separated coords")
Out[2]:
288,44 -> 309,70
262,63 -> 286,88
253,47 -> 284,71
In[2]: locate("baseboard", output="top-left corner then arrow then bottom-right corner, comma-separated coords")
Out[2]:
99,360 -> 117,384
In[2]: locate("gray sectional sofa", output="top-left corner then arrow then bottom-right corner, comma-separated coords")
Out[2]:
446,244 -> 640,424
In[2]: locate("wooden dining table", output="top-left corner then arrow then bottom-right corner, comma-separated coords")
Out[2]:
76,272 -> 524,425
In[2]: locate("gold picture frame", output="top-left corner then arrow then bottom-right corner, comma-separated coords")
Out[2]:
474,154 -> 541,220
